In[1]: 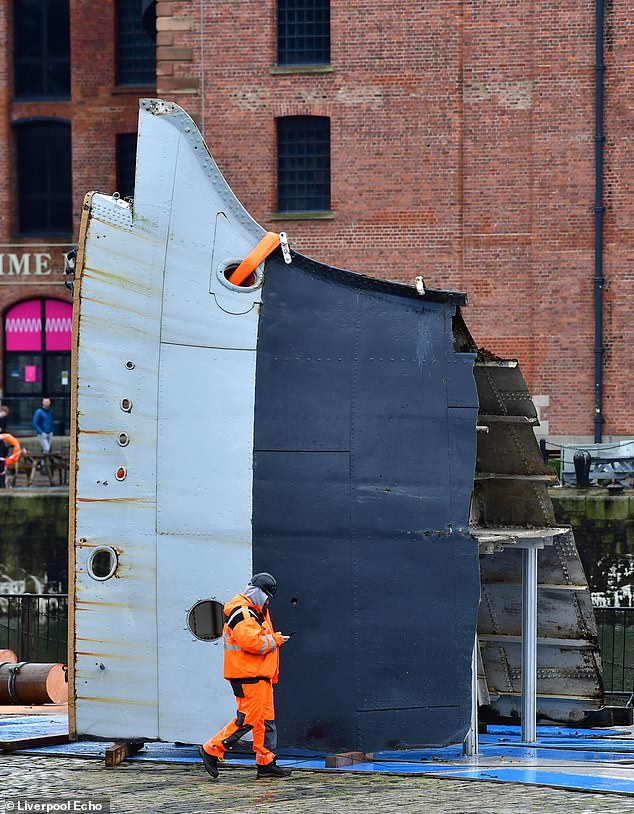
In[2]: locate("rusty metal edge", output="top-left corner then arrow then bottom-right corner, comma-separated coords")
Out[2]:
67,192 -> 94,741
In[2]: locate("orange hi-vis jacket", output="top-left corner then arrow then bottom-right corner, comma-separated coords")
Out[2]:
222,593 -> 285,682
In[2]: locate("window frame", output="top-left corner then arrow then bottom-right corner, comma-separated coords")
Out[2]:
276,0 -> 331,68
276,115 -> 332,215
116,133 -> 138,199
13,0 -> 71,100
115,0 -> 157,87
13,117 -> 73,237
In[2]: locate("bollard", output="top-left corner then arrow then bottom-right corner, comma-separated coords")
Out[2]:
573,449 -> 592,487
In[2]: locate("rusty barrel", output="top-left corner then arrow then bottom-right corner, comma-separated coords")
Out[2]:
0,649 -> 18,664
0,662 -> 67,704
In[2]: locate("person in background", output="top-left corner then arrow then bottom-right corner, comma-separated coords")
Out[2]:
33,397 -> 54,454
0,404 -> 9,433
200,573 -> 292,780
0,405 -> 8,489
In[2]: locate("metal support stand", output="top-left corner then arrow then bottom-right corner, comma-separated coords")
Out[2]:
521,546 -> 538,743
463,635 -> 479,755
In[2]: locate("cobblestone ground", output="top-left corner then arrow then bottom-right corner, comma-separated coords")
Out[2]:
1,755 -> 633,814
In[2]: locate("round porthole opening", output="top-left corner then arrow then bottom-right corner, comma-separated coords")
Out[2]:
115,466 -> 127,481
87,546 -> 118,581
117,432 -> 130,447
120,398 -> 132,412
218,260 -> 263,292
187,599 -> 224,641
223,263 -> 256,288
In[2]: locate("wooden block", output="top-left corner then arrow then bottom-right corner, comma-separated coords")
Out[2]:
105,740 -> 145,767
324,751 -> 367,768
105,742 -> 129,768
0,733 -> 69,752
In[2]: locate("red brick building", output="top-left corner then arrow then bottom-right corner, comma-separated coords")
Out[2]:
0,0 -> 155,433
1,1 -> 630,444
153,0 -> 632,444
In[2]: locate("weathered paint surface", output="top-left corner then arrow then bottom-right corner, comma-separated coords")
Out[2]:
72,101 -> 262,742
70,99 -> 482,749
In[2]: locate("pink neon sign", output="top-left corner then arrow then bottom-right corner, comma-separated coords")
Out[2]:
4,299 -> 72,352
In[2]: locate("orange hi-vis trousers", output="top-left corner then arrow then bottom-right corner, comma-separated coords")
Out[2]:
203,678 -> 277,766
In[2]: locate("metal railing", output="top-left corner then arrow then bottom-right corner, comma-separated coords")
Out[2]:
0,593 -> 68,664
594,607 -> 634,696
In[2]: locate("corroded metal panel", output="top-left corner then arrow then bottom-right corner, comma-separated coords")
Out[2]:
472,341 -> 605,723
73,197 -> 166,739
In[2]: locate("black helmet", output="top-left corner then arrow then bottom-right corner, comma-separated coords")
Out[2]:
250,572 -> 277,597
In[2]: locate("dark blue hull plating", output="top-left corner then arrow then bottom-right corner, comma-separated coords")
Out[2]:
252,252 -> 480,752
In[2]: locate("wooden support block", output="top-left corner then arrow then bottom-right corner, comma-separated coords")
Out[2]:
324,751 -> 367,768
0,733 -> 69,752
105,740 -> 145,767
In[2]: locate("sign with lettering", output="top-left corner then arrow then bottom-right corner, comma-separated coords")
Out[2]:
0,244 -> 75,280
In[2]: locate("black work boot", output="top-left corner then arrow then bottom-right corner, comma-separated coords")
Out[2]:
199,746 -> 220,779
256,759 -> 292,779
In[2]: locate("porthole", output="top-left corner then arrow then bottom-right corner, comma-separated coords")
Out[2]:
87,546 -> 118,581
217,260 -> 263,293
115,466 -> 127,481
120,397 -> 132,412
187,599 -> 224,641
117,432 -> 130,447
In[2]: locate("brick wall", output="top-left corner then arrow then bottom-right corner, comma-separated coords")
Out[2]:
156,0 -> 632,440
0,1 -> 155,377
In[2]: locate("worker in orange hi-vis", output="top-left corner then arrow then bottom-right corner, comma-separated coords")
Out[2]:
200,573 -> 292,780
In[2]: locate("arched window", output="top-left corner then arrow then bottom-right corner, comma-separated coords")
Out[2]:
3,298 -> 72,434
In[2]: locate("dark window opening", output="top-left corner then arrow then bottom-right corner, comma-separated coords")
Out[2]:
14,0 -> 70,99
277,116 -> 331,213
277,0 -> 330,66
15,120 -> 72,236
116,133 -> 137,199
116,0 -> 156,85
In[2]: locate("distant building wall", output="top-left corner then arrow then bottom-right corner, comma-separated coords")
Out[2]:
0,1 -> 154,431
155,0 -> 632,441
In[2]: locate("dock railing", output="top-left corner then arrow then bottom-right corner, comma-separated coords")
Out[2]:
595,607 -> 634,698
0,593 -> 68,663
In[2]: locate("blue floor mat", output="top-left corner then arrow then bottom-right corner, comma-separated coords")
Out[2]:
4,715 -> 634,795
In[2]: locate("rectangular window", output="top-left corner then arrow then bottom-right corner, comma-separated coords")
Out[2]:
116,0 -> 156,85
277,0 -> 330,66
14,0 -> 70,98
116,133 -> 138,199
16,121 -> 72,235
277,116 -> 330,213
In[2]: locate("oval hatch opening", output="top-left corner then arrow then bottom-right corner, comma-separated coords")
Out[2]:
87,546 -> 118,581
223,263 -> 256,288
187,599 -> 224,641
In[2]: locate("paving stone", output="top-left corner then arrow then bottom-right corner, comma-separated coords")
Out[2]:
1,755 -> 632,813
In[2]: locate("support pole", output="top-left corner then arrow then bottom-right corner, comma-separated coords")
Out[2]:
463,635 -> 479,755
521,546 -> 538,743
